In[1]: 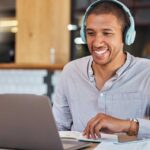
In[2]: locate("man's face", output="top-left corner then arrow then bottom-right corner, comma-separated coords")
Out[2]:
86,13 -> 124,66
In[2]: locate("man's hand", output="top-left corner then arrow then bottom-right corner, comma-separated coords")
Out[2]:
83,113 -> 130,139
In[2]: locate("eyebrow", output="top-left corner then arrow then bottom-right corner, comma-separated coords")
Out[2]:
86,28 -> 93,32
103,29 -> 114,32
86,28 -> 114,32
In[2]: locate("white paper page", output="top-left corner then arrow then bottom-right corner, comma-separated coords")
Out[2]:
59,131 -> 118,143
94,139 -> 150,150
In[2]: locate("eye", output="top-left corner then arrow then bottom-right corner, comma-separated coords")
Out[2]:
86,31 -> 95,36
103,32 -> 113,36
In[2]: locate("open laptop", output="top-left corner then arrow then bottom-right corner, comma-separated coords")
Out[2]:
0,94 -> 91,150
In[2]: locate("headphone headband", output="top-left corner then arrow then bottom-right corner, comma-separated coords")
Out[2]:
80,0 -> 136,45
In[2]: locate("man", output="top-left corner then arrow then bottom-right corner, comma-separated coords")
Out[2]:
53,0 -> 150,139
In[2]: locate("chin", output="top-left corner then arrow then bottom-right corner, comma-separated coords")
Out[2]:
93,56 -> 109,65
93,60 -> 107,66
95,57 -> 112,65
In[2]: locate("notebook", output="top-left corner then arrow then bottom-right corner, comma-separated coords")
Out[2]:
0,94 -> 91,150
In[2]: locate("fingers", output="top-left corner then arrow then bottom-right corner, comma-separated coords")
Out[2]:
88,118 -> 100,139
83,118 -> 96,138
95,123 -> 102,137
83,113 -> 127,139
83,114 -> 103,139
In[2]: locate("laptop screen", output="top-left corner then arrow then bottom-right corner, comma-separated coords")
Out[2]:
0,94 -> 91,150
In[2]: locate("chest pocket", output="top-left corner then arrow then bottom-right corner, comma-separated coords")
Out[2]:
105,92 -> 143,119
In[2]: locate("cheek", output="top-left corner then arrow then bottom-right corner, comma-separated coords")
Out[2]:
87,44 -> 92,54
109,36 -> 122,47
117,32 -> 123,43
86,39 -> 92,49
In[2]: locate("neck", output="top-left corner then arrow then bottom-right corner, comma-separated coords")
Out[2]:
92,52 -> 127,81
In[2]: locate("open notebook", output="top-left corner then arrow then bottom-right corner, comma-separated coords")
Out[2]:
59,131 -> 118,143
0,94 -> 91,150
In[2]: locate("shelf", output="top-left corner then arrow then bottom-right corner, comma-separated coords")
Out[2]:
0,63 -> 64,71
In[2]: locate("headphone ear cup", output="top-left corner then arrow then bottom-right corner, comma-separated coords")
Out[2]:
125,27 -> 136,45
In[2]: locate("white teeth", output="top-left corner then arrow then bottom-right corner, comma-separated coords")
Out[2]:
94,49 -> 107,55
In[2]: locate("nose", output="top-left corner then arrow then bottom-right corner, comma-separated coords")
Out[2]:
93,34 -> 104,48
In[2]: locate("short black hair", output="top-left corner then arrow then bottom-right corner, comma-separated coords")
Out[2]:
86,2 -> 130,33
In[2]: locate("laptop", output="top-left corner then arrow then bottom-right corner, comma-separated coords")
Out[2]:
0,94 -> 91,150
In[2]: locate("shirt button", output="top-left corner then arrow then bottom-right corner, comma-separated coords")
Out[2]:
100,93 -> 103,96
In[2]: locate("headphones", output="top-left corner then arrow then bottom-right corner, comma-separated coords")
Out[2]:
80,0 -> 136,45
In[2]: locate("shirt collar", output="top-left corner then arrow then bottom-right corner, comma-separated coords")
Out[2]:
87,56 -> 94,82
116,52 -> 132,77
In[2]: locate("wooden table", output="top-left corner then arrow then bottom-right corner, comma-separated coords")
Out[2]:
85,143 -> 98,150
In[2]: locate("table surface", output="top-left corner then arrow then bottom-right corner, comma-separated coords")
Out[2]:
85,143 -> 98,150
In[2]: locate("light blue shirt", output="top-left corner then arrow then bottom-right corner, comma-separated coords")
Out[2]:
52,52 -> 150,136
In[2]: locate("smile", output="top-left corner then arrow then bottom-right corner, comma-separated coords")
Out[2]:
94,49 -> 108,56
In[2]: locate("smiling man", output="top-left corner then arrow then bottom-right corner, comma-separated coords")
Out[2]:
53,0 -> 150,139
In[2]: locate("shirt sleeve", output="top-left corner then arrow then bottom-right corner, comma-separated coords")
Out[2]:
138,118 -> 150,136
137,92 -> 150,136
52,69 -> 73,131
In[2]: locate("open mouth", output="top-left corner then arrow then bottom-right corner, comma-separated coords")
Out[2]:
94,49 -> 108,57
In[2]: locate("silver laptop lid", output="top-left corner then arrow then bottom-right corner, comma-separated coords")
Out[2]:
0,94 -> 63,150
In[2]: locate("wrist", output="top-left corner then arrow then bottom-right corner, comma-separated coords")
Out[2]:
127,119 -> 139,136
121,120 -> 131,133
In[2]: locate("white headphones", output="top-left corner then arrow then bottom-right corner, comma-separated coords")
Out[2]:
80,0 -> 136,45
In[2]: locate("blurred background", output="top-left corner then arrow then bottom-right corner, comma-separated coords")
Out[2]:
0,0 -> 150,101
